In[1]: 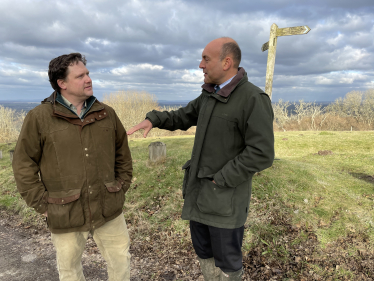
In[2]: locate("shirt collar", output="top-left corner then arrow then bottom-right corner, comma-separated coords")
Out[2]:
60,93 -> 87,109
214,75 -> 237,92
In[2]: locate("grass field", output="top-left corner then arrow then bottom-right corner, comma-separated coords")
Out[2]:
0,131 -> 373,280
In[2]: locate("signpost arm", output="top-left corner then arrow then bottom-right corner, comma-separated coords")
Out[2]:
264,23 -> 278,100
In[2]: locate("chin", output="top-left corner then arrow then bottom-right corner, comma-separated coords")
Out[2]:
85,90 -> 94,97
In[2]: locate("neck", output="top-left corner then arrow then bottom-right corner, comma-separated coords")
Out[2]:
60,92 -> 86,113
219,69 -> 238,85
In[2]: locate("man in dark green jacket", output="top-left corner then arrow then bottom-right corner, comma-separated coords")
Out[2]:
13,53 -> 133,281
128,37 -> 274,280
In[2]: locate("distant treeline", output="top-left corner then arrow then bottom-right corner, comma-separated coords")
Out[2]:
1,89 -> 373,143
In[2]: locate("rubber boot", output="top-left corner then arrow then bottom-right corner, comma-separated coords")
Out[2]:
198,257 -> 221,281
219,268 -> 243,280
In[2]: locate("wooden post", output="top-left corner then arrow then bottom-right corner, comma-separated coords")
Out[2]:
262,24 -> 311,100
0,150 -> 2,159
148,142 -> 166,163
264,23 -> 278,100
9,150 -> 14,163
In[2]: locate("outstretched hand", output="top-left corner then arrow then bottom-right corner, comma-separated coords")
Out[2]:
127,119 -> 153,138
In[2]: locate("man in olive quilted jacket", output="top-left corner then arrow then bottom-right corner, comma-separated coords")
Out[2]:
13,53 -> 133,281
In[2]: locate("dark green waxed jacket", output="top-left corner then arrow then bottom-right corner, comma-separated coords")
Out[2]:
146,68 -> 274,228
12,92 -> 132,234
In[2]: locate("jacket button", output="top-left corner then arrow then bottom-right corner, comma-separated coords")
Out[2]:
93,226 -> 95,228
92,220 -> 94,223
88,185 -> 91,188
61,200 -> 64,202
90,191 -> 92,194
86,120 -> 89,123
104,112 -> 106,115
91,119 -> 94,121
86,154 -> 89,157
85,148 -> 88,151
99,115 -> 102,117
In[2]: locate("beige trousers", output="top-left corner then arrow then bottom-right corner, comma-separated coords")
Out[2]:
51,214 -> 131,281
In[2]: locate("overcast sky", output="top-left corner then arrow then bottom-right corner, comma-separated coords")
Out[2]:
0,0 -> 373,102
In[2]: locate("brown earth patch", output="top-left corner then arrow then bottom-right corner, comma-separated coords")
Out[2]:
318,150 -> 333,156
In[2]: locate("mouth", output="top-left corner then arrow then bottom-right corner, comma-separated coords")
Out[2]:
85,85 -> 92,90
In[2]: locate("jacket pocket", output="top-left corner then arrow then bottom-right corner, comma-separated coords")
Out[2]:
102,179 -> 125,218
182,160 -> 191,199
47,189 -> 84,229
196,179 -> 235,217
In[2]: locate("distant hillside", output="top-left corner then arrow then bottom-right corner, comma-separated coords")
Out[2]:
0,102 -> 39,113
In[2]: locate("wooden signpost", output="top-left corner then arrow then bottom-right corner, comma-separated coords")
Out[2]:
262,24 -> 311,99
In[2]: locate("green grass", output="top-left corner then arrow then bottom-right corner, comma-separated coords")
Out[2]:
1,132 -> 373,279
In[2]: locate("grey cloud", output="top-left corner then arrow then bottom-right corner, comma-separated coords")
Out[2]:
0,0 -> 373,102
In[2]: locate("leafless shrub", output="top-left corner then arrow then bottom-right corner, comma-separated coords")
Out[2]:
273,89 -> 374,131
272,99 -> 291,131
0,106 -> 25,143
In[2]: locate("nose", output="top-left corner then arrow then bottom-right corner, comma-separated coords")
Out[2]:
86,75 -> 92,84
199,60 -> 204,69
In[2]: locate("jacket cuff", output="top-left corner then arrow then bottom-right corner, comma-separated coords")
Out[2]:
117,177 -> 131,194
145,111 -> 161,128
35,192 -> 49,214
213,172 -> 226,187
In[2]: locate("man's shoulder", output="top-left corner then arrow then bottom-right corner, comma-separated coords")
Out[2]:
99,102 -> 116,116
27,103 -> 53,118
240,80 -> 265,94
235,79 -> 268,100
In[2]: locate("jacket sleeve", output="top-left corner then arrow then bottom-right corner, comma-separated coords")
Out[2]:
12,111 -> 48,214
145,95 -> 203,130
213,93 -> 275,188
112,109 -> 133,193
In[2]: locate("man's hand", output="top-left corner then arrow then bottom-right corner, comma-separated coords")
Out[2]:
127,119 -> 153,138
212,180 -> 216,184
43,211 -> 48,217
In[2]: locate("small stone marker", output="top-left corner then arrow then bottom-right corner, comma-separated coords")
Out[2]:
148,142 -> 166,162
9,150 -> 14,162
262,24 -> 311,100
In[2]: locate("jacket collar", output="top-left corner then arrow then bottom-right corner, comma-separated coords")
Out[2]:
42,91 -> 104,119
201,67 -> 246,98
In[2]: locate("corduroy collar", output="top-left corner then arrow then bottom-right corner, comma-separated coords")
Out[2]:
201,67 -> 245,98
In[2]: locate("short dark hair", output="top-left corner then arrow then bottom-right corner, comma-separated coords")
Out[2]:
220,41 -> 241,68
48,53 -> 87,91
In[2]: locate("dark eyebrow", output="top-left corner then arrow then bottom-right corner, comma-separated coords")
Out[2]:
76,70 -> 89,78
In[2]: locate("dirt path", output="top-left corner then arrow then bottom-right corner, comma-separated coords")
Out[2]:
0,216 -> 109,281
0,212 -> 202,281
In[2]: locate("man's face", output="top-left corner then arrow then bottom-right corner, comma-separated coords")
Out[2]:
60,61 -> 93,99
199,40 -> 225,85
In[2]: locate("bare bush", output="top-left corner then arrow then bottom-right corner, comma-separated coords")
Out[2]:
273,89 -> 374,131
361,89 -> 374,126
103,90 -> 196,138
272,99 -> 291,131
0,106 -> 25,143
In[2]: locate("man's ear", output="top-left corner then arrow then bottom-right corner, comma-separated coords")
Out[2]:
222,57 -> 232,71
57,79 -> 67,90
